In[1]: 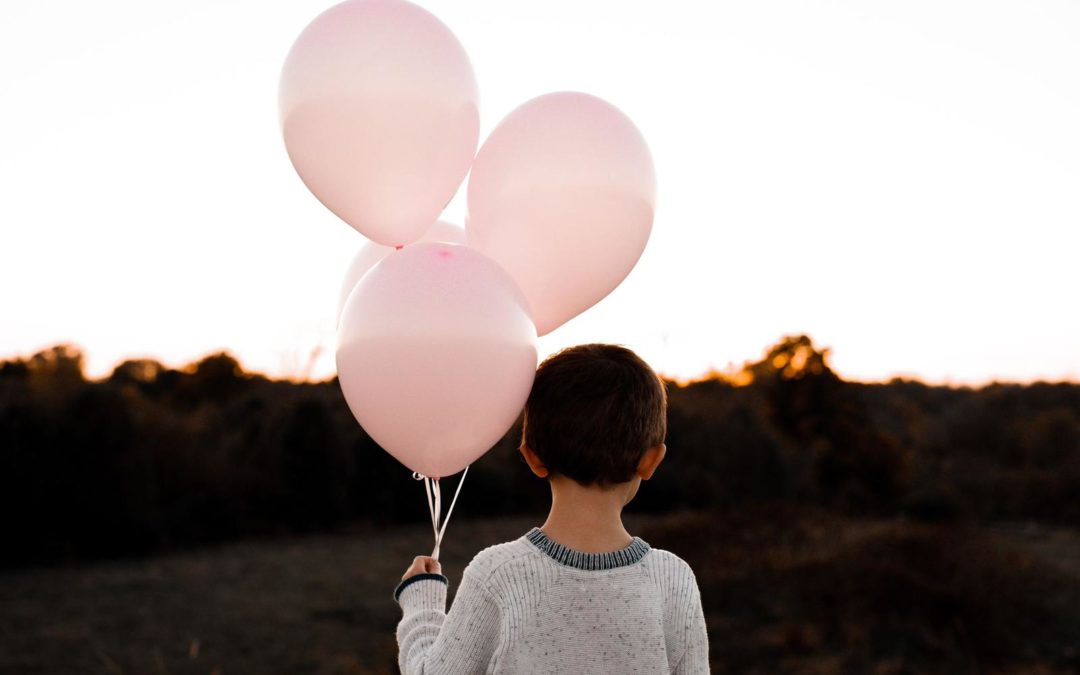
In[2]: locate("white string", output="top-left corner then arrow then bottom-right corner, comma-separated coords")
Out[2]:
423,476 -> 437,542
435,466 -> 468,558
412,466 -> 470,561
433,477 -> 442,553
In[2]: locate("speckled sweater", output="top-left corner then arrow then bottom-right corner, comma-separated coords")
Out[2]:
394,527 -> 710,674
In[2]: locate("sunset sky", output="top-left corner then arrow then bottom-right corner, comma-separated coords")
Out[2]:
2,0 -> 1077,385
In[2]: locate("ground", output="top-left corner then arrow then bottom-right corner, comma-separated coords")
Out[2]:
1,512 -> 1078,675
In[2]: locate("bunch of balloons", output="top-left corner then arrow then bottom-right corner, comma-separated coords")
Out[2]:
280,0 -> 655,547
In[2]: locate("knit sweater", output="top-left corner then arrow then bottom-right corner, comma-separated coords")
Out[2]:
394,527 -> 710,674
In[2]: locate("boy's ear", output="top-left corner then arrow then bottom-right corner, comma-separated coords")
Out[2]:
636,443 -> 667,480
519,444 -> 550,478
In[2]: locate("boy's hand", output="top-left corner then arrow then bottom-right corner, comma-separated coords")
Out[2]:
402,555 -> 442,581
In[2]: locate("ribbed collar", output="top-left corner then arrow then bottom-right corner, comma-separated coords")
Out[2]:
525,527 -> 651,571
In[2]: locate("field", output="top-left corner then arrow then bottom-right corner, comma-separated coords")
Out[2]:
2,509 -> 1079,675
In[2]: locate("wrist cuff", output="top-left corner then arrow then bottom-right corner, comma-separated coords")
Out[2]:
394,573 -> 448,605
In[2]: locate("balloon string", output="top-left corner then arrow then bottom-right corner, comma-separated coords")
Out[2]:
423,475 -> 438,541
436,466 -> 468,557
413,466 -> 469,561
432,478 -> 442,556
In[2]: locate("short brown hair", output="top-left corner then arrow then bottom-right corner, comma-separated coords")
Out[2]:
522,344 -> 667,486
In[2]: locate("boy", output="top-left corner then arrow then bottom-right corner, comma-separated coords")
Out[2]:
394,344 -> 709,673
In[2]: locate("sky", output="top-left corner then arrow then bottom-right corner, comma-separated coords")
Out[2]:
1,0 -> 1077,386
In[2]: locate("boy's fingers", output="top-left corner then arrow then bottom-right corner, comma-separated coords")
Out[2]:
402,555 -> 442,580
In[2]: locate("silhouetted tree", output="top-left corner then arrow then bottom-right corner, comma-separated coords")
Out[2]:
2,338 -> 1079,566
280,396 -> 353,530
171,352 -> 251,408
742,335 -> 911,511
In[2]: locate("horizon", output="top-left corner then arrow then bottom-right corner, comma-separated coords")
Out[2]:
5,336 -> 1077,390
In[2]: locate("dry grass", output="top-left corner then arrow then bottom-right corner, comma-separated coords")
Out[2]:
0,516 -> 541,675
640,504 -> 1080,674
1,509 -> 1078,674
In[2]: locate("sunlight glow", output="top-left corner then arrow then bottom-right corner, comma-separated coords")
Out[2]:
1,0 -> 1078,386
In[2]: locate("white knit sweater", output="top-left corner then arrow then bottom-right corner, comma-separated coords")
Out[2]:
394,528 -> 710,674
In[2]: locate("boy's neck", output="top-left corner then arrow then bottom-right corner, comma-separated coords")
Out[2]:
538,475 -> 637,553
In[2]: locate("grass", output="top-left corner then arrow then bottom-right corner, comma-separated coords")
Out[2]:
1,509 -> 1078,674
0,516 -> 542,675
640,505 -> 1080,674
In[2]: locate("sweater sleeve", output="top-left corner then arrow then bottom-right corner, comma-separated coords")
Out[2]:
671,570 -> 709,674
395,568 -> 502,674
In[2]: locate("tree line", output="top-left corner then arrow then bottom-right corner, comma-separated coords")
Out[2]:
1,335 -> 1077,568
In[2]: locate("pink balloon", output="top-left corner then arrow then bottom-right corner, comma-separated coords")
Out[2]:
280,0 -> 479,247
336,220 -> 466,323
336,243 -> 537,478
466,92 -> 656,336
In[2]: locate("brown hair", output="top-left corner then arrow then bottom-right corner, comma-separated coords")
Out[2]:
522,344 -> 667,486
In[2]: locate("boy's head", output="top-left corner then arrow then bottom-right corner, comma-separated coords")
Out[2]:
521,344 -> 667,487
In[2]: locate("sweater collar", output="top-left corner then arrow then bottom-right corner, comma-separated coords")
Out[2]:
525,527 -> 651,571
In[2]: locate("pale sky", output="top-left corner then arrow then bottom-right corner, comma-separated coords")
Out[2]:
2,0 -> 1078,385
